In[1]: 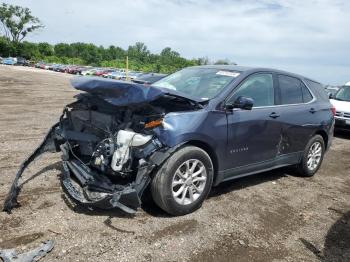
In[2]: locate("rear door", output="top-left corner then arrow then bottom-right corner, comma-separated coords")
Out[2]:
225,72 -> 283,169
275,74 -> 316,154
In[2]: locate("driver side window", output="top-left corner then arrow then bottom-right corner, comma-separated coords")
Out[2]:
228,73 -> 274,107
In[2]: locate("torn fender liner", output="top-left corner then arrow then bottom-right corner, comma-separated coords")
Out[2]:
71,77 -> 202,106
0,240 -> 54,262
2,123 -> 59,213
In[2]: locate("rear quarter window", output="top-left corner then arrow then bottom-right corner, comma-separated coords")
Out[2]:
301,82 -> 313,103
304,79 -> 328,101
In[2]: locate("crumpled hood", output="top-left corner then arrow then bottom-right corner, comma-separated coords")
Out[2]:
71,77 -> 202,106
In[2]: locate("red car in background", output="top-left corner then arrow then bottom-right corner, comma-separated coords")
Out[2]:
93,69 -> 114,77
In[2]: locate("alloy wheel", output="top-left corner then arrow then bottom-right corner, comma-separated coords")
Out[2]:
307,141 -> 323,171
172,159 -> 207,205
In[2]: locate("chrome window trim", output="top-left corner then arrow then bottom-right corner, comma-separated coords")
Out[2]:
300,78 -> 317,103
276,74 -> 316,106
227,73 -> 317,110
233,100 -> 316,111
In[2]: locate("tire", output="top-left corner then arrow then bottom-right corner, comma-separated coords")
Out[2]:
151,146 -> 214,216
295,135 -> 325,177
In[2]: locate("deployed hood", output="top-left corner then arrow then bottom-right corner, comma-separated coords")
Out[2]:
330,99 -> 350,113
71,77 -> 202,106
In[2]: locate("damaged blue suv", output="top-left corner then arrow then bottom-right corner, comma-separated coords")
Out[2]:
3,65 -> 335,216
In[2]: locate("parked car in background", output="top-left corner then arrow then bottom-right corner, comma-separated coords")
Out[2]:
77,66 -> 92,75
106,70 -> 126,79
2,57 -> 17,65
132,73 -> 167,85
59,65 -> 70,73
66,66 -> 87,75
16,57 -> 29,66
330,85 -> 350,130
128,72 -> 145,80
66,65 -> 78,74
4,65 -> 335,216
93,68 -> 112,77
81,68 -> 98,76
325,86 -> 339,98
35,62 -> 47,69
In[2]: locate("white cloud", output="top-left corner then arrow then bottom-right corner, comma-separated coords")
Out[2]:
5,0 -> 350,84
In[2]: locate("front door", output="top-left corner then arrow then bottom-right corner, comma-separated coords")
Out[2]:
225,73 -> 282,169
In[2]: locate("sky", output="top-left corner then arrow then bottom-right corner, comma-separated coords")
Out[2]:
5,0 -> 350,85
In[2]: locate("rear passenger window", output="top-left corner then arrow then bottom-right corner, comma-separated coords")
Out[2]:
278,75 -> 303,104
301,82 -> 313,102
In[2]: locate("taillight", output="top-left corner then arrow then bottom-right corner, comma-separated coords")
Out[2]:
330,106 -> 336,116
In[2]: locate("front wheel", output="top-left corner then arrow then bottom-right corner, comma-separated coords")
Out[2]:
151,146 -> 214,216
295,135 -> 325,177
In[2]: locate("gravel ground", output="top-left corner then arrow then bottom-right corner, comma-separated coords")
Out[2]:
0,65 -> 349,262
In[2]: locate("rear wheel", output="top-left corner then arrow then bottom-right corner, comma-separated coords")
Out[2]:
151,146 -> 214,216
296,135 -> 325,177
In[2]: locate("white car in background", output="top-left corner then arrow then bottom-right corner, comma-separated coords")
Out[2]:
330,85 -> 350,130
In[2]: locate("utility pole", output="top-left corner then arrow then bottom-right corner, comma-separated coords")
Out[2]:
126,56 -> 129,81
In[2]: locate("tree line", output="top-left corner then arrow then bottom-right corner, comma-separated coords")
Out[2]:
0,2 -> 233,73
0,38 -> 202,73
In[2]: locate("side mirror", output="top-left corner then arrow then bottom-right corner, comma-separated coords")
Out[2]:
226,96 -> 254,110
329,93 -> 333,99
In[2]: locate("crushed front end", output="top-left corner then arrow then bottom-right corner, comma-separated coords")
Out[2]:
50,95 -> 166,214
3,78 -> 201,214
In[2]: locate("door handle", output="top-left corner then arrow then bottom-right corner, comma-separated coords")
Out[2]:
309,108 -> 316,114
269,112 -> 280,119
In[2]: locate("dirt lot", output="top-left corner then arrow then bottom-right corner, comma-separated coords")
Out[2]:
0,65 -> 349,262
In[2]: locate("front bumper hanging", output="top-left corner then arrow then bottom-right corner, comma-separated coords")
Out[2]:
60,158 -> 152,214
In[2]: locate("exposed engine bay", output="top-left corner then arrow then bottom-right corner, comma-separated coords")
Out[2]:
3,78 -> 202,214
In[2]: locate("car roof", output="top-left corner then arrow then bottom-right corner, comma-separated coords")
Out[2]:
189,65 -> 320,84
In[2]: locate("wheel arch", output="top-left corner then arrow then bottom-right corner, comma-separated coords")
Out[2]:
313,129 -> 329,150
184,140 -> 219,184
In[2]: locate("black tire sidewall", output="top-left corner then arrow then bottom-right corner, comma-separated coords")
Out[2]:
301,135 -> 325,176
155,146 -> 214,215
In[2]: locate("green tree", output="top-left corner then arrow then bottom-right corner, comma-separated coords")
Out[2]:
0,3 -> 43,43
70,42 -> 86,58
127,42 -> 150,62
214,59 -> 230,65
197,56 -> 210,65
54,43 -> 72,57
80,43 -> 102,65
160,47 -> 180,64
105,45 -> 125,60
16,41 -> 40,59
38,42 -> 53,56
0,36 -> 13,56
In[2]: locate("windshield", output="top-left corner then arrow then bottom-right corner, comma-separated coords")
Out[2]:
334,86 -> 350,102
152,67 -> 240,100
